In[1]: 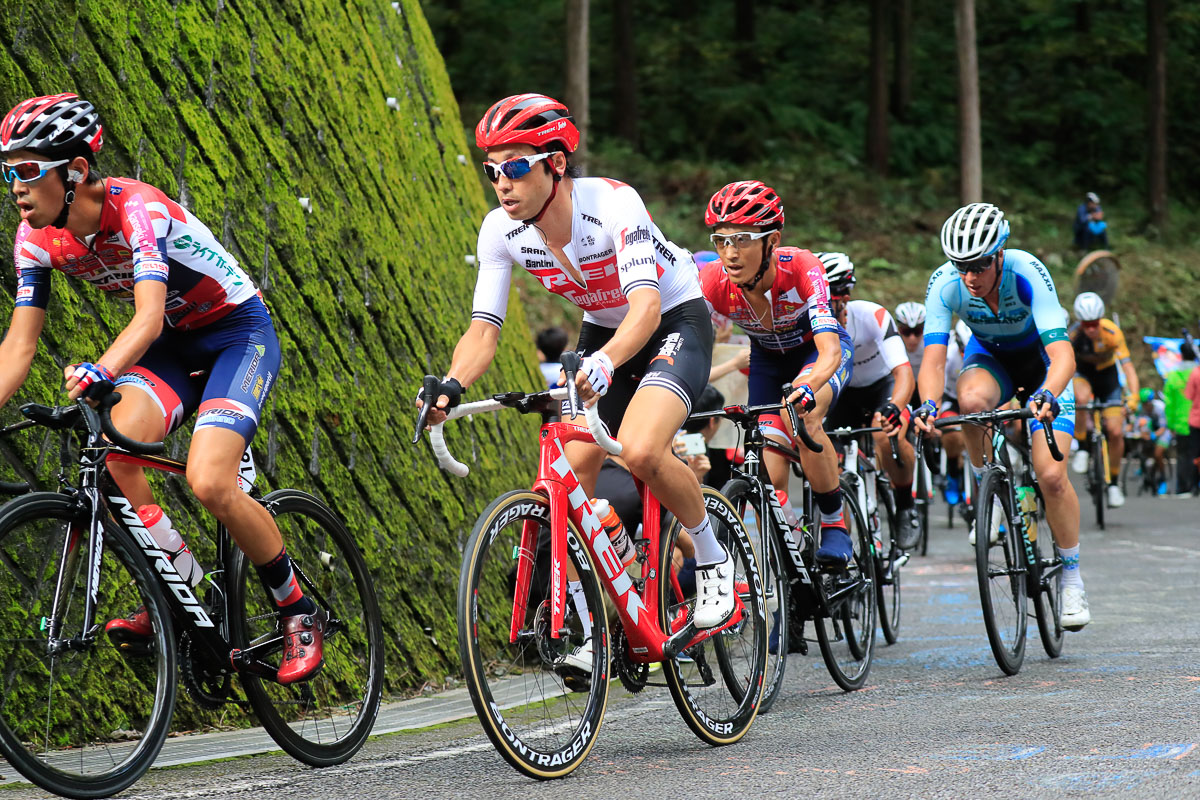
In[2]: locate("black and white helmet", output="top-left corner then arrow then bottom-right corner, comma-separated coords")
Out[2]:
894,302 -> 926,327
1073,292 -> 1105,322
940,203 -> 1010,262
816,251 -> 855,295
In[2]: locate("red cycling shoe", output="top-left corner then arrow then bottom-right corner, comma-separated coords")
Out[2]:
105,606 -> 152,650
277,608 -> 327,685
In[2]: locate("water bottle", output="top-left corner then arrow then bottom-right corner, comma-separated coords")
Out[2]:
591,498 -> 636,566
774,489 -> 800,531
139,504 -> 203,587
1015,487 -> 1038,542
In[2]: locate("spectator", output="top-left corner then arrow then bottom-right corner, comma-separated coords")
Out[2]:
535,326 -> 568,389
1073,191 -> 1109,250
1165,341 -> 1198,494
1184,357 -> 1200,497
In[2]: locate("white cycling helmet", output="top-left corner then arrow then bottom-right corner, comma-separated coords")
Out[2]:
1073,291 -> 1105,322
940,203 -> 1010,262
894,302 -> 927,327
816,251 -> 855,295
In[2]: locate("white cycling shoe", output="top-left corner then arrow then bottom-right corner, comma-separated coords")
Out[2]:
1061,586 -> 1091,631
967,515 -> 1002,546
557,638 -> 594,672
1107,483 -> 1126,508
693,550 -> 736,629
1071,449 -> 1089,475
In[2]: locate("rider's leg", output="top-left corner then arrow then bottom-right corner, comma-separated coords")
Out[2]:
106,385 -> 168,510
875,417 -> 915,506
1073,376 -> 1093,438
1102,409 -> 1125,484
955,367 -> 1005,485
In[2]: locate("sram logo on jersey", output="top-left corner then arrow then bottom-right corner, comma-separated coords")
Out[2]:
618,226 -> 651,252
110,496 -> 214,628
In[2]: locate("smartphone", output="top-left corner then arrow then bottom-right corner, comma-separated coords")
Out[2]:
678,432 -> 708,456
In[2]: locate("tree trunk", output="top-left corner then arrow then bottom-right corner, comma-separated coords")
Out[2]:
734,0 -> 755,43
613,0 -> 638,146
891,0 -> 912,119
1146,0 -> 1168,230
1075,0 -> 1092,34
867,0 -> 890,174
565,0 -> 590,174
955,0 -> 982,204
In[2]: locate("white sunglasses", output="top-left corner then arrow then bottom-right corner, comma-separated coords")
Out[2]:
709,230 -> 774,250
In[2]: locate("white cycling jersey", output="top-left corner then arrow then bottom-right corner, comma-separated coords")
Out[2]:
908,319 -> 971,399
843,300 -> 910,388
471,178 -> 702,329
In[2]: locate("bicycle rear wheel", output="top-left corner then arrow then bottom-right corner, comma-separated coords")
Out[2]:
0,493 -> 176,799
720,479 -> 789,714
230,490 -> 384,767
1090,437 -> 1106,529
975,471 -> 1027,675
1030,489 -> 1065,658
660,487 -> 766,745
815,490 -> 876,690
458,490 -> 608,779
870,477 -> 901,645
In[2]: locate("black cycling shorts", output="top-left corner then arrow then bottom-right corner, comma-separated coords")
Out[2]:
575,298 -> 714,432
825,375 -> 894,431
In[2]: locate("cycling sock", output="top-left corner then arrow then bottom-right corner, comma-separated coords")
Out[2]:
893,483 -> 914,511
970,464 -> 986,485
814,488 -> 845,530
685,516 -> 725,566
568,580 -> 592,640
255,548 -> 317,617
1056,544 -> 1083,589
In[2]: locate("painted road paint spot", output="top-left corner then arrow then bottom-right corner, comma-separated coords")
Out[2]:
1035,770 -> 1160,790
1065,743 -> 1197,761
929,744 -> 1046,761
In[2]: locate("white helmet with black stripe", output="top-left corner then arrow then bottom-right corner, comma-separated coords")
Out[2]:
815,251 -> 855,295
1073,292 -> 1105,322
940,203 -> 1010,262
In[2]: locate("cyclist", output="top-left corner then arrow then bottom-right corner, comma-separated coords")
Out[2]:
0,94 -> 323,683
1069,291 -> 1139,508
698,181 -> 857,565
1132,387 -> 1170,495
820,255 -> 922,550
913,202 -> 1090,630
896,301 -> 970,509
418,94 -> 736,634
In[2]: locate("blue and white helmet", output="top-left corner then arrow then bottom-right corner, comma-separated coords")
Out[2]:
940,203 -> 1010,262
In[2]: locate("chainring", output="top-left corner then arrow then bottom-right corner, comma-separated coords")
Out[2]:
179,633 -> 236,709
613,623 -> 648,693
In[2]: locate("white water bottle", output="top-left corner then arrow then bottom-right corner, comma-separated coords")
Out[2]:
139,505 -> 203,588
775,490 -> 800,530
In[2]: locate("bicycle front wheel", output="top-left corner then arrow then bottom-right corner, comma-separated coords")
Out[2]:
660,486 -> 767,746
720,479 -> 789,714
1090,437 -> 1106,529
0,493 -> 176,799
458,490 -> 608,780
975,472 -> 1027,675
1030,489 -> 1065,658
230,490 -> 384,767
815,489 -> 877,691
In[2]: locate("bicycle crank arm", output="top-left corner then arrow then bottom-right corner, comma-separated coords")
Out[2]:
662,603 -> 747,659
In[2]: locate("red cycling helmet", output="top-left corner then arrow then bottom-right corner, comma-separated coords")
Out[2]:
704,180 -> 784,229
475,94 -> 580,153
1,93 -> 103,155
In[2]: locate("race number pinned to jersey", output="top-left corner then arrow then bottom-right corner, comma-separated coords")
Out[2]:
237,446 -> 258,493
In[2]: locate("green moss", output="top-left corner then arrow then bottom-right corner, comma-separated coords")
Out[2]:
0,0 -> 542,730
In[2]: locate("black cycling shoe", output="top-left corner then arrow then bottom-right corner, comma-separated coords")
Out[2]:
896,507 -> 922,550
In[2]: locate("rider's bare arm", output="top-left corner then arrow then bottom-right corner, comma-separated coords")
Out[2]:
0,306 -> 46,408
917,342 -> 948,409
1120,359 -> 1139,403
890,361 -> 915,409
592,287 -> 661,369
445,319 -> 502,390
65,281 -> 166,400
1039,339 -> 1076,400
789,329 -> 842,402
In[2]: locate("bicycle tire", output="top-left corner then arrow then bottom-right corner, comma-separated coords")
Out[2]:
815,489 -> 876,690
1090,436 -> 1106,529
872,477 -> 901,644
229,489 -> 384,767
720,479 -> 789,714
660,486 -> 767,746
914,458 -> 931,556
975,471 -> 1027,675
457,490 -> 608,779
0,492 -> 176,799
1030,488 -> 1065,658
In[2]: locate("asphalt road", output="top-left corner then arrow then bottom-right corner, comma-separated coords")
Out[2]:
6,476 -> 1200,799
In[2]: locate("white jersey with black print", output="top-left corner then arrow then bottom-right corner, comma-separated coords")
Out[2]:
843,300 -> 909,388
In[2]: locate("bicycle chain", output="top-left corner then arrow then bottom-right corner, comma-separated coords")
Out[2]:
613,624 -> 647,693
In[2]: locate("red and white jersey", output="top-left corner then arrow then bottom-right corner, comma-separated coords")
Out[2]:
14,178 -> 258,331
842,300 -> 909,387
700,247 -> 841,352
471,177 -> 702,329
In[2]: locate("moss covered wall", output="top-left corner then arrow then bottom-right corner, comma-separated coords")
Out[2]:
0,0 -> 542,707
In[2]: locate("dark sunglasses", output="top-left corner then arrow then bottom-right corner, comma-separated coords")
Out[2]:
2,158 -> 68,185
899,325 -> 924,337
951,253 -> 998,274
481,152 -> 555,183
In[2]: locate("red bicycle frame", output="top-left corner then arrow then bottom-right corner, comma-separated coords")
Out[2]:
508,419 -> 746,663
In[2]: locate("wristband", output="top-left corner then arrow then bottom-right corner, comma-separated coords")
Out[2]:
916,399 -> 938,420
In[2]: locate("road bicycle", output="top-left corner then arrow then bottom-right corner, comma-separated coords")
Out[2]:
689,393 -> 877,706
1079,400 -> 1125,529
0,394 -> 383,799
827,425 -> 903,645
933,408 -> 1065,676
414,355 -> 766,779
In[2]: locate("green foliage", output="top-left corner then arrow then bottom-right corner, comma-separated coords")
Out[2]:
0,0 -> 543,729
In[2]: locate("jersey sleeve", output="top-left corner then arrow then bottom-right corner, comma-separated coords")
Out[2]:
1107,321 -> 1132,362
119,192 -> 170,285
698,262 -> 728,316
1020,254 -> 1069,346
13,222 -> 52,309
470,211 -> 514,330
604,185 -> 662,300
788,250 -> 838,334
873,305 -> 909,371
922,264 -> 955,346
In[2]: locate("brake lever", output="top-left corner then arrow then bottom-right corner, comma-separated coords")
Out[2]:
412,375 -> 440,444
560,351 -> 582,418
